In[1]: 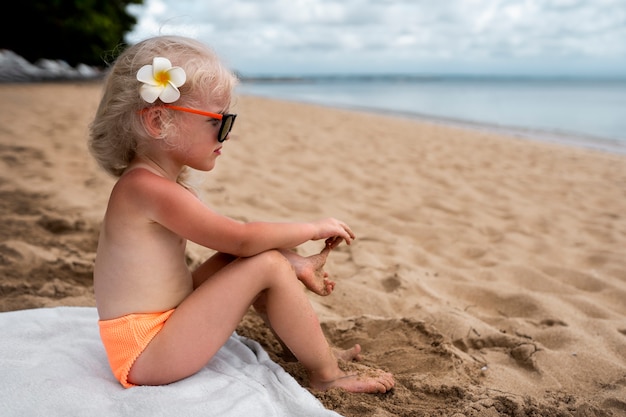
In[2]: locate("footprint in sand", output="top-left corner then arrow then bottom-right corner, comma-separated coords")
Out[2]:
453,330 -> 540,371
381,274 -> 402,293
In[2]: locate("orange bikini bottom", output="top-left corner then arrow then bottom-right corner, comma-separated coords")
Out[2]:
98,309 -> 175,388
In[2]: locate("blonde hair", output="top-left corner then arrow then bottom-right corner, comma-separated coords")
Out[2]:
88,35 -> 238,180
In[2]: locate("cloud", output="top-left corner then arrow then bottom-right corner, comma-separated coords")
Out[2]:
126,0 -> 626,75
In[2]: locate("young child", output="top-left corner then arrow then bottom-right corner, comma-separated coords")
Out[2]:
88,35 -> 394,394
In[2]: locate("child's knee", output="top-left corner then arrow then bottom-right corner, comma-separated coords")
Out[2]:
254,250 -> 294,278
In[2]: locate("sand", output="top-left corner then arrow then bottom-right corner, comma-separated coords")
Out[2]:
1,82 -> 625,417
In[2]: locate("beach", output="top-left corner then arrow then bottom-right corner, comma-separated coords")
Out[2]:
1,82 -> 625,416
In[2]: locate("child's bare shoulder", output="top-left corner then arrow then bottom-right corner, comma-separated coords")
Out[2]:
109,167 -> 175,203
110,167 -> 198,219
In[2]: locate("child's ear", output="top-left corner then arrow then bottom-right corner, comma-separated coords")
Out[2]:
140,106 -> 165,138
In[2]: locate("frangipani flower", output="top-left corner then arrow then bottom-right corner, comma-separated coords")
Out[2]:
136,57 -> 186,103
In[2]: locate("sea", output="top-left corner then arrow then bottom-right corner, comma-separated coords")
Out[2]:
236,76 -> 626,155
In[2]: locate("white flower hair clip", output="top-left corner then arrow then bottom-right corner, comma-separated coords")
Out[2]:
136,57 -> 186,103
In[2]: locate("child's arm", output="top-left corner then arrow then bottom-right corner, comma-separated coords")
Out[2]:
126,169 -> 354,257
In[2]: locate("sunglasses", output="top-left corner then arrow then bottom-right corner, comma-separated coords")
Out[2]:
163,105 -> 237,143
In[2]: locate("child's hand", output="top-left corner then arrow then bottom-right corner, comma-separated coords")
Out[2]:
312,218 -> 355,245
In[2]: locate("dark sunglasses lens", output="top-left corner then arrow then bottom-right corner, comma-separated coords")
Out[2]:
219,115 -> 235,142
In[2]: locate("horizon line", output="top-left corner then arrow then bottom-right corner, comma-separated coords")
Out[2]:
238,73 -> 626,82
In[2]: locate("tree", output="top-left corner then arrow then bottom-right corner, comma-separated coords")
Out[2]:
1,0 -> 143,67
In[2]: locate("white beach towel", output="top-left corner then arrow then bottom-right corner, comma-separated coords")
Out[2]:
0,307 -> 342,417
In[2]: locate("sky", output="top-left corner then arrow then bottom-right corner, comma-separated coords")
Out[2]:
126,0 -> 626,77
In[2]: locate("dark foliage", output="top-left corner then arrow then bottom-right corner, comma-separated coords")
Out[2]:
1,0 -> 143,67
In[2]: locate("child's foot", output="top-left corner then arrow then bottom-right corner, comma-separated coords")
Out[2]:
309,364 -> 395,393
280,237 -> 343,296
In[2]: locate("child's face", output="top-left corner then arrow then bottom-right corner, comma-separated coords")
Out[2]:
173,100 -> 231,172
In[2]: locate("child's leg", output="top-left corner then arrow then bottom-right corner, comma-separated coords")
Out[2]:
262,239 -> 357,360
127,250 -> 393,393
199,242 -> 361,361
256,252 -> 393,392
253,293 -> 363,362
